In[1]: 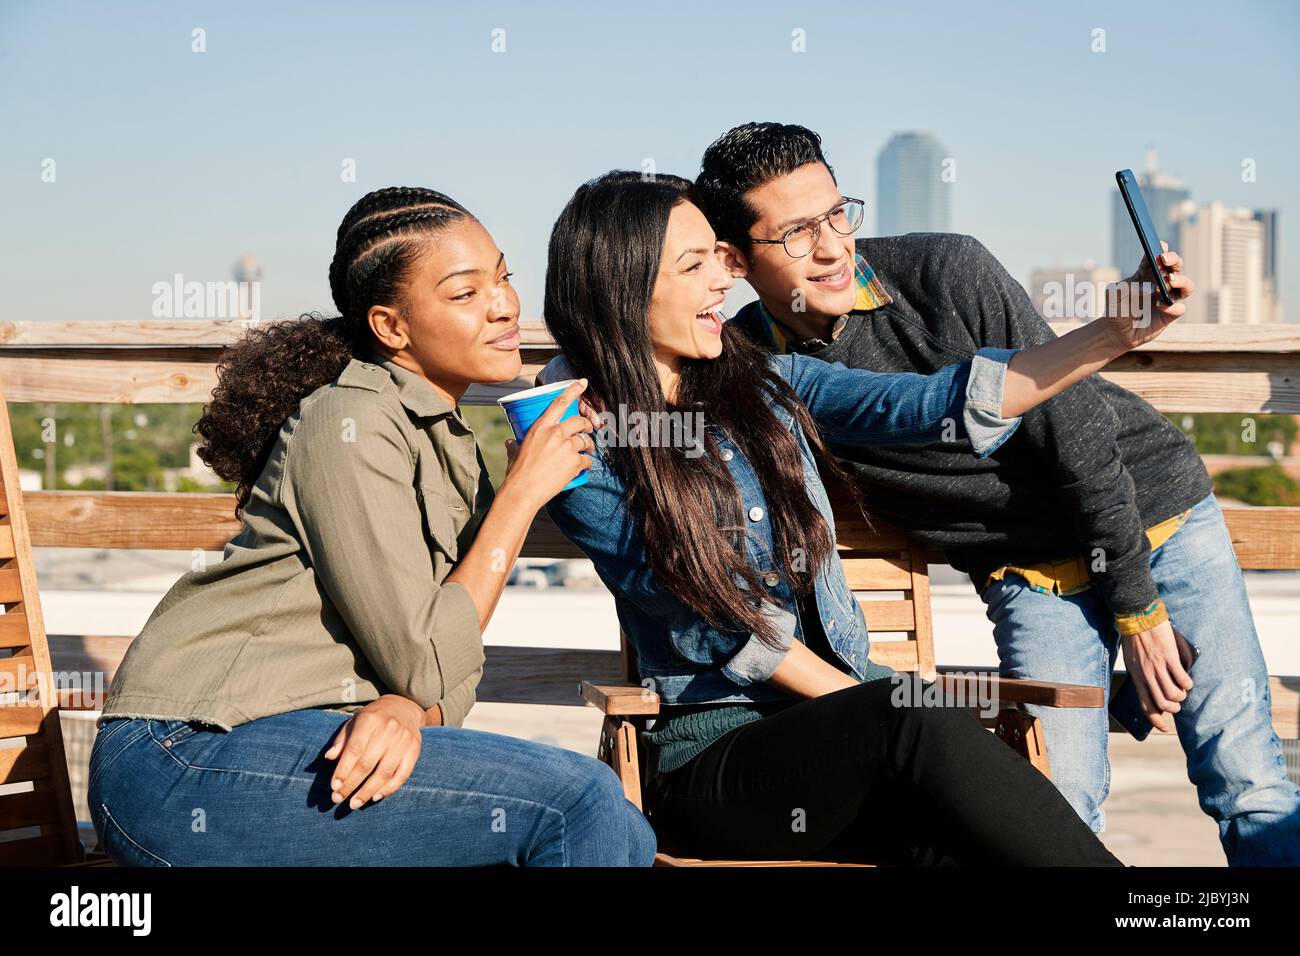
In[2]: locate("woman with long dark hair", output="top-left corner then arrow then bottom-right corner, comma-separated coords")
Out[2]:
87,186 -> 655,867
541,171 -> 1186,865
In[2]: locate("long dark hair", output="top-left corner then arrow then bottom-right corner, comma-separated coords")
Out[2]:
544,171 -> 864,649
195,187 -> 471,514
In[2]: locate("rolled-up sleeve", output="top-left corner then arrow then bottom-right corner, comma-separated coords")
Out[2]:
281,389 -> 485,711
963,347 -> 1021,456
434,664 -> 482,728
719,600 -> 797,685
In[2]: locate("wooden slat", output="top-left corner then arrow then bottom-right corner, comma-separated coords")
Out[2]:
867,640 -> 922,673
0,704 -> 44,736
833,516 -> 910,553
0,568 -> 22,603
909,547 -> 937,679
0,351 -> 222,404
0,612 -> 31,649
0,318 -> 1250,354
840,507 -> 1300,571
27,491 -> 239,551
840,555 -> 913,591
428,645 -> 627,708
0,742 -> 53,784
0,649 -> 38,692
0,786 -> 60,830
519,512 -> 590,560
24,491 -> 591,558
0,524 -> 14,560
48,635 -> 625,710
46,634 -> 130,688
1047,321 -> 1300,353
0,318 -> 557,349
3,320 -> 1299,412
1221,506 -> 1300,570
937,673 -> 1105,709
0,319 -> 1292,352
0,353 -> 552,406
1101,363 -> 1300,414
54,687 -> 107,710
580,681 -> 660,716
0,320 -> 253,348
857,599 -> 916,632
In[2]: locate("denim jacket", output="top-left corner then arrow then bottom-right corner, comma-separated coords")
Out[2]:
542,348 -> 1020,707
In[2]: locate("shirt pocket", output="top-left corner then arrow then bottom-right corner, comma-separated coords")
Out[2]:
419,485 -> 460,561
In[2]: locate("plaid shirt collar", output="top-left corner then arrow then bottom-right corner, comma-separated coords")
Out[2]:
756,253 -> 892,354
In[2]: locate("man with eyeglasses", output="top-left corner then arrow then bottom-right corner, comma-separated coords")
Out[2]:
694,121 -> 1300,865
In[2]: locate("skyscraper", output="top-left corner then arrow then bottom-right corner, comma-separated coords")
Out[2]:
1253,209 -> 1279,283
1111,147 -> 1190,274
1177,201 -> 1278,325
876,132 -> 951,235
1253,209 -> 1282,323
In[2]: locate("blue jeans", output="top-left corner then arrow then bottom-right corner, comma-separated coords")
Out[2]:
87,708 -> 657,866
980,493 -> 1300,866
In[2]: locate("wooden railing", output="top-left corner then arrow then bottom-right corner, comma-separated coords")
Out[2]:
3,318 -> 1299,412
3,319 -> 1299,730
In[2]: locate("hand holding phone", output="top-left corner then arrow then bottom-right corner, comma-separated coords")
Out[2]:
1109,624 -> 1199,741
1116,168 -> 1175,306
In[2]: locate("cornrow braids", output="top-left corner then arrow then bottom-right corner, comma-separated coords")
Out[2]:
328,188 -> 471,320
196,186 -> 473,515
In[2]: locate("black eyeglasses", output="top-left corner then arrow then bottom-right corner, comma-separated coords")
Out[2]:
749,197 -> 866,259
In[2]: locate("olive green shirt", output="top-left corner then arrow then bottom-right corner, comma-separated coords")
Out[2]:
100,354 -> 493,731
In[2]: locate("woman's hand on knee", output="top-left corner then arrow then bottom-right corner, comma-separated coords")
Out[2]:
324,695 -> 425,810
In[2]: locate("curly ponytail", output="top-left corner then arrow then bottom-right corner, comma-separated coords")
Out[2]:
195,187 -> 472,514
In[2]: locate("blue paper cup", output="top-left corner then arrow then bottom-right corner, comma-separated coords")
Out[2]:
496,379 -> 590,492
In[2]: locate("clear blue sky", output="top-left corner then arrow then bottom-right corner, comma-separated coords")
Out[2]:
3,0 -> 1297,323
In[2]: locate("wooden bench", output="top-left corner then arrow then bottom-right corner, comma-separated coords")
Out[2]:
1,319 -> 1298,866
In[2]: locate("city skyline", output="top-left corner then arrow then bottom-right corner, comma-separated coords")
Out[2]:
3,1 -> 1297,324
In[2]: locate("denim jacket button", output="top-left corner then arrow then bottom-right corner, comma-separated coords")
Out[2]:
748,506 -> 764,521
763,571 -> 779,587
720,449 -> 734,462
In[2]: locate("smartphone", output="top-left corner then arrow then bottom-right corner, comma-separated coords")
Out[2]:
1109,627 -> 1200,741
1115,169 -> 1175,307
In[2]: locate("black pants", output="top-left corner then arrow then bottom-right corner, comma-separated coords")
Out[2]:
644,679 -> 1122,866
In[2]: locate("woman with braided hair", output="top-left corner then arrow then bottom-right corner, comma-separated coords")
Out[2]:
87,186 -> 656,867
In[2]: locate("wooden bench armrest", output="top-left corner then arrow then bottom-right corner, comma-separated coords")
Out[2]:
579,681 -> 660,716
936,672 -> 1105,708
